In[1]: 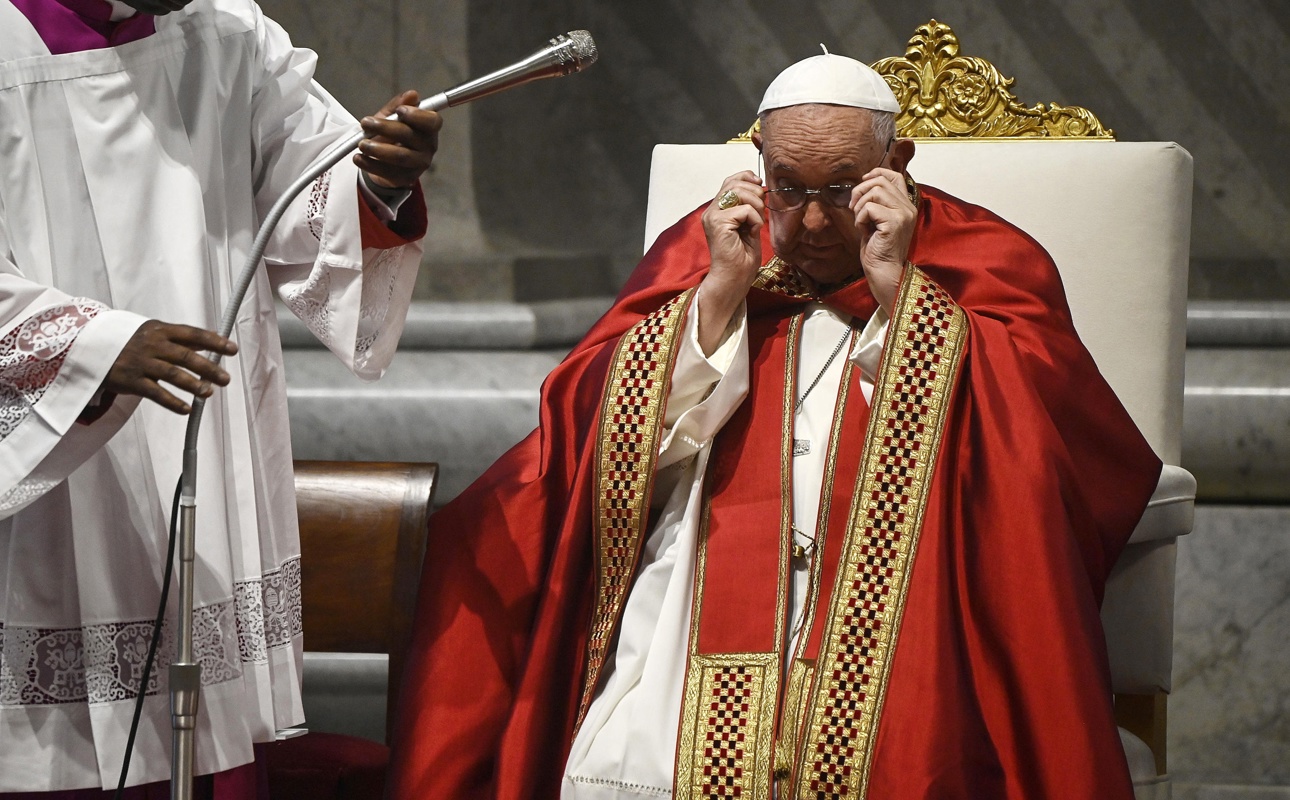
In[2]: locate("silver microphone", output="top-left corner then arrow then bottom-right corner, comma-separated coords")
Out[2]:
418,30 -> 598,112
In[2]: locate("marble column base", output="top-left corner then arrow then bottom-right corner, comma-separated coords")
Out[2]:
1183,348 -> 1290,501
1175,785 -> 1290,800
1170,505 -> 1290,786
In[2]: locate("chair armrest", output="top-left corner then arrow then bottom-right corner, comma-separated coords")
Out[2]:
1127,464 -> 1196,546
300,652 -> 389,744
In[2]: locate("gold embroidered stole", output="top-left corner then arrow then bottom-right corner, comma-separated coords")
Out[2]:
578,288 -> 696,730
788,268 -> 966,798
576,266 -> 965,799
776,334 -> 872,788
672,309 -> 801,800
671,267 -> 966,798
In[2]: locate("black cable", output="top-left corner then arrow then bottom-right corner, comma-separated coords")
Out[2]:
114,475 -> 182,799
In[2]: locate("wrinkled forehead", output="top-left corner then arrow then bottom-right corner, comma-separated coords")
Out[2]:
760,104 -> 881,168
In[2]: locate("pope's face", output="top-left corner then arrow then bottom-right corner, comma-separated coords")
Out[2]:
118,0 -> 196,15
757,104 -> 892,287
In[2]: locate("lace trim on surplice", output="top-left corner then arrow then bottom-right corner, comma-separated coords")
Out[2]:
354,246 -> 402,369
0,300 -> 105,442
0,556 -> 303,707
306,171 -> 330,242
280,225 -> 407,371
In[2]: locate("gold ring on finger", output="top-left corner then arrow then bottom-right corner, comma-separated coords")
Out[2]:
717,190 -> 740,210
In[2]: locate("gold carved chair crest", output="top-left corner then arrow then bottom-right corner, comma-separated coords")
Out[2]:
730,18 -> 1113,142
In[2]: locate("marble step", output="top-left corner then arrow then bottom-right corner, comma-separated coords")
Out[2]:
404,252 -> 619,303
1174,787 -> 1290,800
283,344 -> 1290,505
283,299 -> 1290,503
280,298 -> 1290,351
1187,301 -> 1290,347
1183,349 -> 1290,502
285,348 -> 562,503
278,297 -> 613,351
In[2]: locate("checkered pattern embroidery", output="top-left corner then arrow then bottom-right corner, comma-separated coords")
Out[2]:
676,656 -> 775,800
578,290 -> 694,727
699,666 -> 757,797
753,257 -> 813,299
798,272 -> 965,798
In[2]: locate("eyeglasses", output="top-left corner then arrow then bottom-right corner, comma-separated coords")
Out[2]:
764,184 -> 858,212
759,137 -> 894,213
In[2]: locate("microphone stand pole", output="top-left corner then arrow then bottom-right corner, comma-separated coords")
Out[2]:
169,453 -> 199,800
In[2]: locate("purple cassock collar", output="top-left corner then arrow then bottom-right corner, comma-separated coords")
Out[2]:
10,0 -> 156,55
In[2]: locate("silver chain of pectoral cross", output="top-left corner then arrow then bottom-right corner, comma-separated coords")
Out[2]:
794,324 -> 854,415
792,324 -> 853,458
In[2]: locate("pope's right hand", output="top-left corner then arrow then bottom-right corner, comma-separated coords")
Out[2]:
104,320 -> 238,415
697,171 -> 764,356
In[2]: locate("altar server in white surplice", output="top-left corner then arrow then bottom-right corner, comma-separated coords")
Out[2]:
0,0 -> 441,791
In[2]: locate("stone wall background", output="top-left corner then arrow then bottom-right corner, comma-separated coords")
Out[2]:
261,0 -> 1290,794
263,0 -> 1290,301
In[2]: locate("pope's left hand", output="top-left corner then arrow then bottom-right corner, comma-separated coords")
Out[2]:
850,167 -> 917,315
355,90 -> 442,189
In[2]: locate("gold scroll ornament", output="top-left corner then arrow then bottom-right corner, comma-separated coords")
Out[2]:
730,18 -> 1114,142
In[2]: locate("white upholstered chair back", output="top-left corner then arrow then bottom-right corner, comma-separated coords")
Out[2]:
643,131 -> 1194,792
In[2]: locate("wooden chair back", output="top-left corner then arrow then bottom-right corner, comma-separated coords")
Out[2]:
294,460 -> 438,743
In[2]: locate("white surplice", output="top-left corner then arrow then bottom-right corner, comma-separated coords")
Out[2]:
563,291 -> 888,799
0,0 -> 423,790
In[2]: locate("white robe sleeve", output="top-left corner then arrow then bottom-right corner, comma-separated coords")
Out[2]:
247,5 -> 424,380
848,305 -> 889,403
649,289 -> 750,504
0,207 -> 147,517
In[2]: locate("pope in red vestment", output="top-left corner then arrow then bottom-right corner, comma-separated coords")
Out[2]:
388,54 -> 1160,800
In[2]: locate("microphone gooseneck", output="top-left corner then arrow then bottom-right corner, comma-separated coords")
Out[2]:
164,29 -> 597,800
182,28 -> 601,455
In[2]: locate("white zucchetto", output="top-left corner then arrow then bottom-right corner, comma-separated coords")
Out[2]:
758,49 -> 900,114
